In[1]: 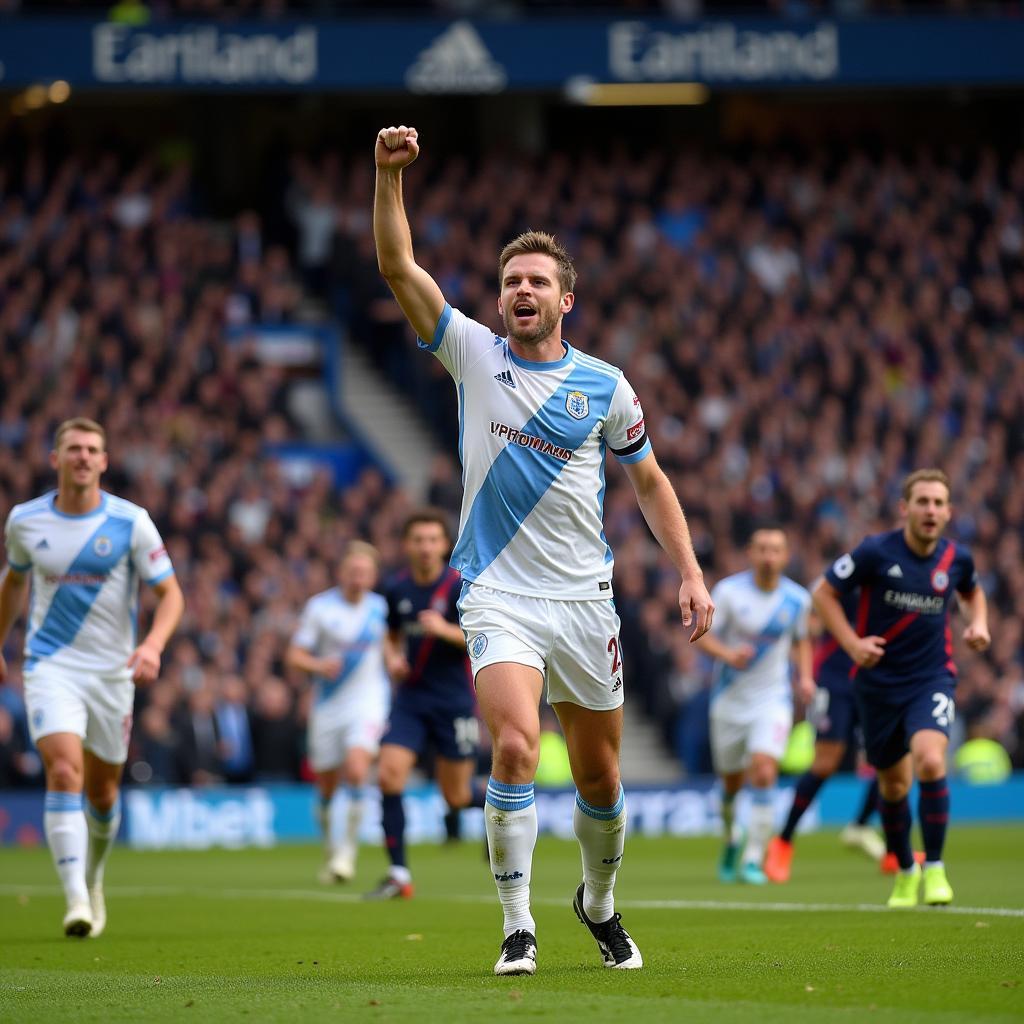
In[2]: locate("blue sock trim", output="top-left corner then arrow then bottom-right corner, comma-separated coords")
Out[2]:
575,785 -> 625,821
751,788 -> 775,806
486,777 -> 535,811
44,792 -> 83,813
86,797 -> 121,824
348,786 -> 366,801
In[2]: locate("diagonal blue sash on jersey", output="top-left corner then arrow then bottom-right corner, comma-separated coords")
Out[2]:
714,590 -> 804,697
26,515 -> 135,666
316,604 -> 385,703
453,360 -> 611,580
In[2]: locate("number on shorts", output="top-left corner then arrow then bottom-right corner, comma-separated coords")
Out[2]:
454,716 -> 479,757
607,636 -> 622,676
931,692 -> 955,728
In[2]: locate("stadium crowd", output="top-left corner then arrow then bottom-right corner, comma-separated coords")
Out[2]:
1,138 -> 1023,789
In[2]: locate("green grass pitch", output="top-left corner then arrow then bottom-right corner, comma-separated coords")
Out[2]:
1,827 -> 1022,1023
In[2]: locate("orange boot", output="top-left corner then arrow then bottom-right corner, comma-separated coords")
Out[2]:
764,836 -> 793,883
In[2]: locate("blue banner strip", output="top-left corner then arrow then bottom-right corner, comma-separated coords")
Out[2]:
2,17 -> 1024,91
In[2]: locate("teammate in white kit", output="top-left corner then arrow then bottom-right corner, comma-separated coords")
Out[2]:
0,418 -> 184,937
285,542 -> 390,884
697,526 -> 814,885
373,126 -> 714,976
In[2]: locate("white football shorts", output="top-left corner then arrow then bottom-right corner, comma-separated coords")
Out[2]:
307,706 -> 386,773
709,699 -> 793,776
458,582 -> 625,711
24,665 -> 135,765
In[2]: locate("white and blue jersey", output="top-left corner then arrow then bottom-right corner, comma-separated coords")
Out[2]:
291,589 -> 390,723
3,490 -> 174,675
708,571 -> 811,713
420,304 -> 650,600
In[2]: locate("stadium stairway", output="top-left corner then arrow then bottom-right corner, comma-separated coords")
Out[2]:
335,340 -> 436,499
620,700 -> 683,784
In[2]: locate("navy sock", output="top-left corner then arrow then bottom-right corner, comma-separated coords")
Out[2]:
880,797 -> 914,870
381,793 -> 406,869
855,778 -> 880,826
918,777 -> 950,862
469,779 -> 487,809
443,807 -> 461,840
780,772 -> 826,843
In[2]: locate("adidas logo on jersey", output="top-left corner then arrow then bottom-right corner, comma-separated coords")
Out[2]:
406,20 -> 507,94
887,564 -> 904,578
35,539 -> 50,549
494,369 -> 517,389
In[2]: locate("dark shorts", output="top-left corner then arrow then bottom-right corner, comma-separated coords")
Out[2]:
855,681 -> 956,770
809,672 -> 859,745
381,690 -> 480,761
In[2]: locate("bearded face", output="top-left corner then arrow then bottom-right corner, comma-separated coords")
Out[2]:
499,254 -> 570,348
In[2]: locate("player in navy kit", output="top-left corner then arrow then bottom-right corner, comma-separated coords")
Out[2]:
365,509 -> 485,900
764,591 -> 889,883
813,469 -> 990,907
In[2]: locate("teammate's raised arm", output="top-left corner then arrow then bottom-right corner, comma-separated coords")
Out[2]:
373,125 -> 446,343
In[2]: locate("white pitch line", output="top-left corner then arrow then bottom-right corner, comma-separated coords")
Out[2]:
2,884 -> 1023,918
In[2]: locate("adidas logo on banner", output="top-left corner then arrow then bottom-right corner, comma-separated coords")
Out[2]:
406,20 -> 507,94
887,564 -> 904,578
494,369 -> 517,389
35,539 -> 50,549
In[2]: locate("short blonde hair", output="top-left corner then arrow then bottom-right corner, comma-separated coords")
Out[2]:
54,417 -> 106,450
902,468 -> 950,502
342,540 -> 381,566
498,231 -> 576,295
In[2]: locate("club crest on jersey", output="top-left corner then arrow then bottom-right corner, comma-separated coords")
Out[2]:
470,633 -> 488,659
932,569 -> 949,592
93,536 -> 113,557
565,390 -> 589,420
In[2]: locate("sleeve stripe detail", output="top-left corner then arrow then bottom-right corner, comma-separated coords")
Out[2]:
7,560 -> 31,572
146,567 -> 174,586
416,303 -> 452,353
609,432 -> 649,458
614,439 -> 652,464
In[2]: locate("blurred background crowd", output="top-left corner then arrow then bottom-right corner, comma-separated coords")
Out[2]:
1,131 -> 1023,788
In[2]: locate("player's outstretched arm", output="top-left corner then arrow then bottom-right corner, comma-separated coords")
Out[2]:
0,566 -> 29,683
128,574 -> 184,684
960,586 -> 991,652
792,636 -> 816,704
695,630 -> 753,670
621,452 -> 713,642
284,644 -> 341,680
373,125 -> 446,343
812,577 -> 885,668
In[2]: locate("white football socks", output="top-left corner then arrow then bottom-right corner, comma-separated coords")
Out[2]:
485,777 -> 538,938
744,788 -> 776,866
44,791 -> 89,905
574,786 -> 626,924
344,786 -> 365,859
85,796 -> 121,890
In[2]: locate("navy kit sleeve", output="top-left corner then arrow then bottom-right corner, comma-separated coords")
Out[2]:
955,546 -> 980,595
824,538 -> 877,593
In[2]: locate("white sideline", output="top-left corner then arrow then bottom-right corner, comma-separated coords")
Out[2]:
2,884 -> 1023,918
